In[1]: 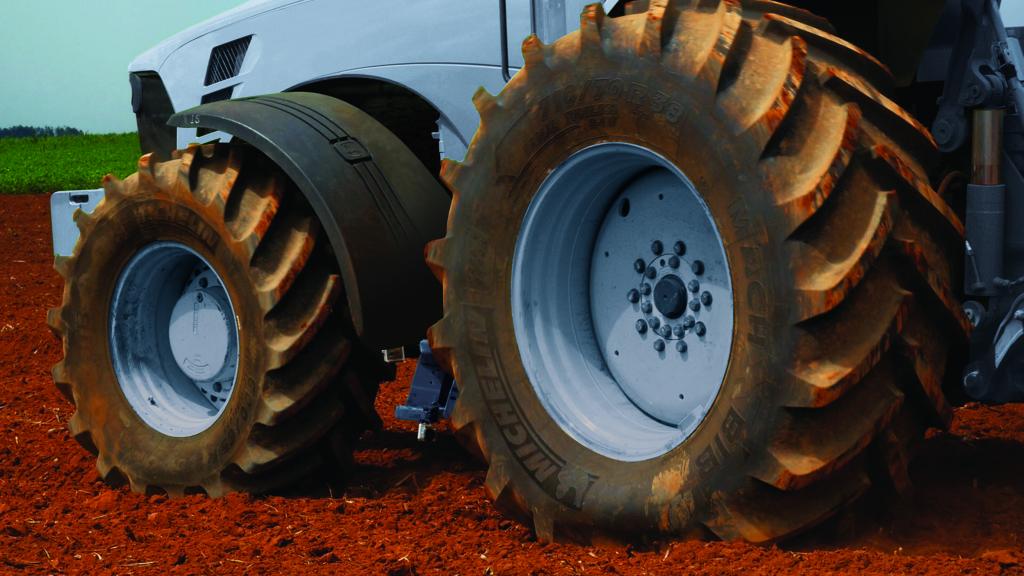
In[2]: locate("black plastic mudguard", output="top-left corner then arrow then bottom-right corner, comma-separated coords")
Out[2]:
169,92 -> 450,354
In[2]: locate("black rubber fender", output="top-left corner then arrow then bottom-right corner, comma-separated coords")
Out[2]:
170,92 -> 450,353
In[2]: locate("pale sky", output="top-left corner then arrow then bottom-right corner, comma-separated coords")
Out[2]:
0,0 -> 244,134
2,1 -> 1024,134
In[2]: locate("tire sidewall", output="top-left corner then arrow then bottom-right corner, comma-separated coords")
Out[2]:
448,54 -> 795,533
65,187 -> 265,487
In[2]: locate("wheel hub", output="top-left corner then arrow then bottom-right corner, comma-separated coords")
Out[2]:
653,275 -> 687,319
590,166 -> 730,429
168,272 -> 234,382
630,245 -> 715,349
511,143 -> 734,461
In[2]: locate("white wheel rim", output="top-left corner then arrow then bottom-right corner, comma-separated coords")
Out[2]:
511,143 -> 734,461
109,242 -> 239,437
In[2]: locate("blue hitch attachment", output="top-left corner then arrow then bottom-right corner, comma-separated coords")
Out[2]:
394,340 -> 458,440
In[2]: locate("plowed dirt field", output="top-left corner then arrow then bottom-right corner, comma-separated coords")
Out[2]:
2,194 -> 1022,575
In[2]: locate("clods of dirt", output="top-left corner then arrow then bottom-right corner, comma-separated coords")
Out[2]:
1,194 -> 1022,574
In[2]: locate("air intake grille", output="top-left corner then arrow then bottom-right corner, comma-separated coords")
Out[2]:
201,86 -> 234,105
204,36 -> 252,86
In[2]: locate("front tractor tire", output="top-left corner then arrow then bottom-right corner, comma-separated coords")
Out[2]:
428,2 -> 968,542
48,144 -> 381,495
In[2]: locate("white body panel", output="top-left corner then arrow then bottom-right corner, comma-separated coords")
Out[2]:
129,0 -> 620,159
50,190 -> 104,257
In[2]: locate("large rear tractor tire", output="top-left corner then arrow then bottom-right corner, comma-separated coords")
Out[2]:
427,1 -> 969,542
48,143 -> 383,495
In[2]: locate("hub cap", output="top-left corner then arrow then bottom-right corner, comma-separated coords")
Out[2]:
109,242 -> 239,437
511,143 -> 733,461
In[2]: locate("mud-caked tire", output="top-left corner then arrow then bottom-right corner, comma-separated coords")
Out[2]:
427,1 -> 969,542
48,143 -> 383,496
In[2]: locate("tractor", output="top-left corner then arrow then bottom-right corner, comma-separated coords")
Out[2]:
48,0 -> 1024,543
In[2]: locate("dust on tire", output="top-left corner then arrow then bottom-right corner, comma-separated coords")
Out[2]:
48,144 -> 381,496
427,1 -> 968,543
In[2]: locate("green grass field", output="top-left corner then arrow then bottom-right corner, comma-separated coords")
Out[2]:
0,133 -> 140,195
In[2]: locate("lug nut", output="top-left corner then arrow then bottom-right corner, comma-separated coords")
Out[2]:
688,279 -> 700,293
695,322 -> 706,336
641,301 -> 653,314
683,316 -> 696,329
640,283 -> 652,296
689,299 -> 701,312
676,340 -> 688,353
692,260 -> 705,276
654,339 -> 666,352
659,325 -> 671,338
636,319 -> 648,334
199,277 -> 208,288
673,325 -> 685,338
645,265 -> 658,279
634,259 -> 646,274
196,292 -> 204,303
651,240 -> 663,255
627,289 -> 640,303
700,291 -> 712,306
649,317 -> 661,331
668,256 -> 680,268
674,241 -> 686,256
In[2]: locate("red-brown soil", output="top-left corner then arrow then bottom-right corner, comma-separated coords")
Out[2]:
1,193 -> 1022,575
